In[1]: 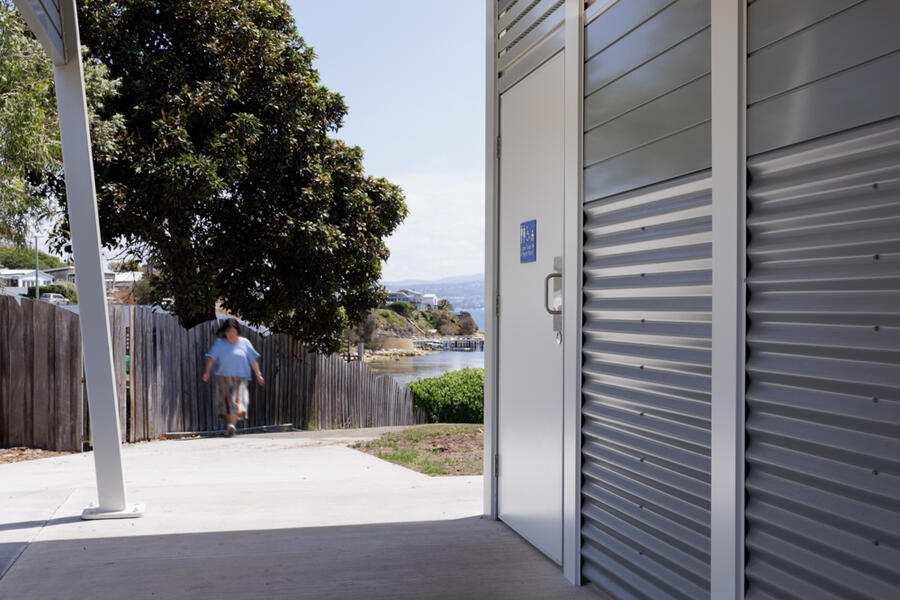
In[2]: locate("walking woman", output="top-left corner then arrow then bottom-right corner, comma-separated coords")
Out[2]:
201,318 -> 264,436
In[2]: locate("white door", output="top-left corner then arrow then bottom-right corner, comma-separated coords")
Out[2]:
497,51 -> 565,564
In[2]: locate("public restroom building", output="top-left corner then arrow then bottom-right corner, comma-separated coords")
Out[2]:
483,1 -> 900,598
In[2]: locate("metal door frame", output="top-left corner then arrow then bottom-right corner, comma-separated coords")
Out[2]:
484,0 -> 585,586
561,0 -> 585,586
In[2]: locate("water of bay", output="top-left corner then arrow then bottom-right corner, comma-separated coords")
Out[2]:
367,350 -> 485,386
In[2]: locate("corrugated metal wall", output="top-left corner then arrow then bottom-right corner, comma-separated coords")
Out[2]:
496,0 -> 565,93
745,2 -> 900,597
580,2 -> 711,597
745,117 -> 900,600
581,175 -> 712,600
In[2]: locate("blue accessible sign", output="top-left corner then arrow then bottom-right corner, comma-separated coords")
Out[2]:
520,219 -> 536,263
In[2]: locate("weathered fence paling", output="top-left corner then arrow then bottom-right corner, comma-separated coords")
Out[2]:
0,300 -> 425,451
0,296 -> 83,451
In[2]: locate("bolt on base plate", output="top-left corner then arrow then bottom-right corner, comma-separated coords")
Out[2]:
81,503 -> 145,520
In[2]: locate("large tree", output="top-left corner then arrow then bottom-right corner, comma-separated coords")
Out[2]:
0,1 -> 121,246
57,0 -> 406,352
0,243 -> 67,269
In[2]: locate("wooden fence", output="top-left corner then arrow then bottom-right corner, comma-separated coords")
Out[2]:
0,297 -> 426,451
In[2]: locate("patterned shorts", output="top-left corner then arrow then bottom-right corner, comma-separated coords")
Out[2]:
216,376 -> 249,419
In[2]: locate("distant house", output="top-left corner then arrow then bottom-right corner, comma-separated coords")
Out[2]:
387,290 -> 411,304
43,266 -> 76,283
422,294 -> 438,310
397,289 -> 424,306
386,289 -> 441,311
31,265 -> 131,293
112,271 -> 143,290
0,269 -> 55,295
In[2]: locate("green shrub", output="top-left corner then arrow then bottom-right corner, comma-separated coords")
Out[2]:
26,283 -> 77,303
409,368 -> 484,423
387,302 -> 416,317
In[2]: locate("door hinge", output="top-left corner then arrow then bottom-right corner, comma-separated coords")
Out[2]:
494,454 -> 499,476
495,294 -> 500,317
496,136 -> 501,159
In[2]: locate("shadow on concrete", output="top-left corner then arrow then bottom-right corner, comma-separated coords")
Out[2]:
0,516 -> 601,599
0,516 -> 82,532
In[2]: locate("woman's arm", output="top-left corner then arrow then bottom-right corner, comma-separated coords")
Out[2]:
251,360 -> 264,386
201,356 -> 215,382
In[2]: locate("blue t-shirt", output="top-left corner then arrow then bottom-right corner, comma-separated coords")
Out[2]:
206,337 -> 260,380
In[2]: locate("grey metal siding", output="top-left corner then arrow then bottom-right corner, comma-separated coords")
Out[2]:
744,117 -> 900,600
580,2 -> 712,597
496,0 -> 565,94
581,174 -> 712,600
747,0 -> 900,155
583,0 -> 710,201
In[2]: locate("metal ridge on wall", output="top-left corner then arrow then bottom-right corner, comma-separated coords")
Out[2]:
581,173 -> 712,600
496,0 -> 565,93
744,116 -> 900,600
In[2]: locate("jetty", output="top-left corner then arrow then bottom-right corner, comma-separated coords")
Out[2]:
412,336 -> 484,352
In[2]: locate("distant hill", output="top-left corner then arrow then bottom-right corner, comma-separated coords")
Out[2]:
382,273 -> 484,310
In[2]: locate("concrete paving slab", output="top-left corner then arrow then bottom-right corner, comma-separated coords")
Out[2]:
0,429 -> 599,599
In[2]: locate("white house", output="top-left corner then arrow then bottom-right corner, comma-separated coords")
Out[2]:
387,289 -> 441,311
112,271 -> 143,290
421,293 -> 438,310
386,290 -> 410,304
0,269 -> 55,293
396,289 -> 423,305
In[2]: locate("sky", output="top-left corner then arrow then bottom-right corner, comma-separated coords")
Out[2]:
286,1 -> 486,282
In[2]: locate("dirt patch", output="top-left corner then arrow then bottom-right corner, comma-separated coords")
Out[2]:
352,423 -> 483,476
405,432 -> 482,457
0,447 -> 73,464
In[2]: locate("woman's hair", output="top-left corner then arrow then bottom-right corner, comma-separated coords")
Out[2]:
216,317 -> 242,339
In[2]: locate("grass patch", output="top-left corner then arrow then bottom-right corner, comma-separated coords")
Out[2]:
351,423 -> 483,476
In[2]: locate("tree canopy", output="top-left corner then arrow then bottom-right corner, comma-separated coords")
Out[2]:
457,312 -> 478,336
55,0 -> 407,352
108,260 -> 141,272
0,1 -> 121,246
0,243 -> 67,269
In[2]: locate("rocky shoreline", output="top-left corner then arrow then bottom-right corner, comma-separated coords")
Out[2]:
363,347 -> 434,362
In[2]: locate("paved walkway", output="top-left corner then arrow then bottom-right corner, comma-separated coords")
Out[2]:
0,429 -> 599,599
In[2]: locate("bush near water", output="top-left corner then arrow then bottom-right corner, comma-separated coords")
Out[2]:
409,368 -> 484,424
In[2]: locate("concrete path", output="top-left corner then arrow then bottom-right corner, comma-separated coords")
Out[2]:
0,428 -> 599,599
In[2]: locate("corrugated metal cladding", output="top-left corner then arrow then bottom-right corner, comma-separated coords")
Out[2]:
744,122 -> 900,599
580,1 -> 712,599
583,0 -> 710,202
747,0 -> 900,155
745,3 -> 900,598
581,174 -> 712,600
496,0 -> 564,94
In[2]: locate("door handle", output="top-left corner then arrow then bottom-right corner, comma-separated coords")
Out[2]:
544,273 -> 562,315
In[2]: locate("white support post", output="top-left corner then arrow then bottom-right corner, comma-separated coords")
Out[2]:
562,0 -> 584,585
49,0 -> 142,519
483,0 -> 499,520
710,0 -> 746,597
